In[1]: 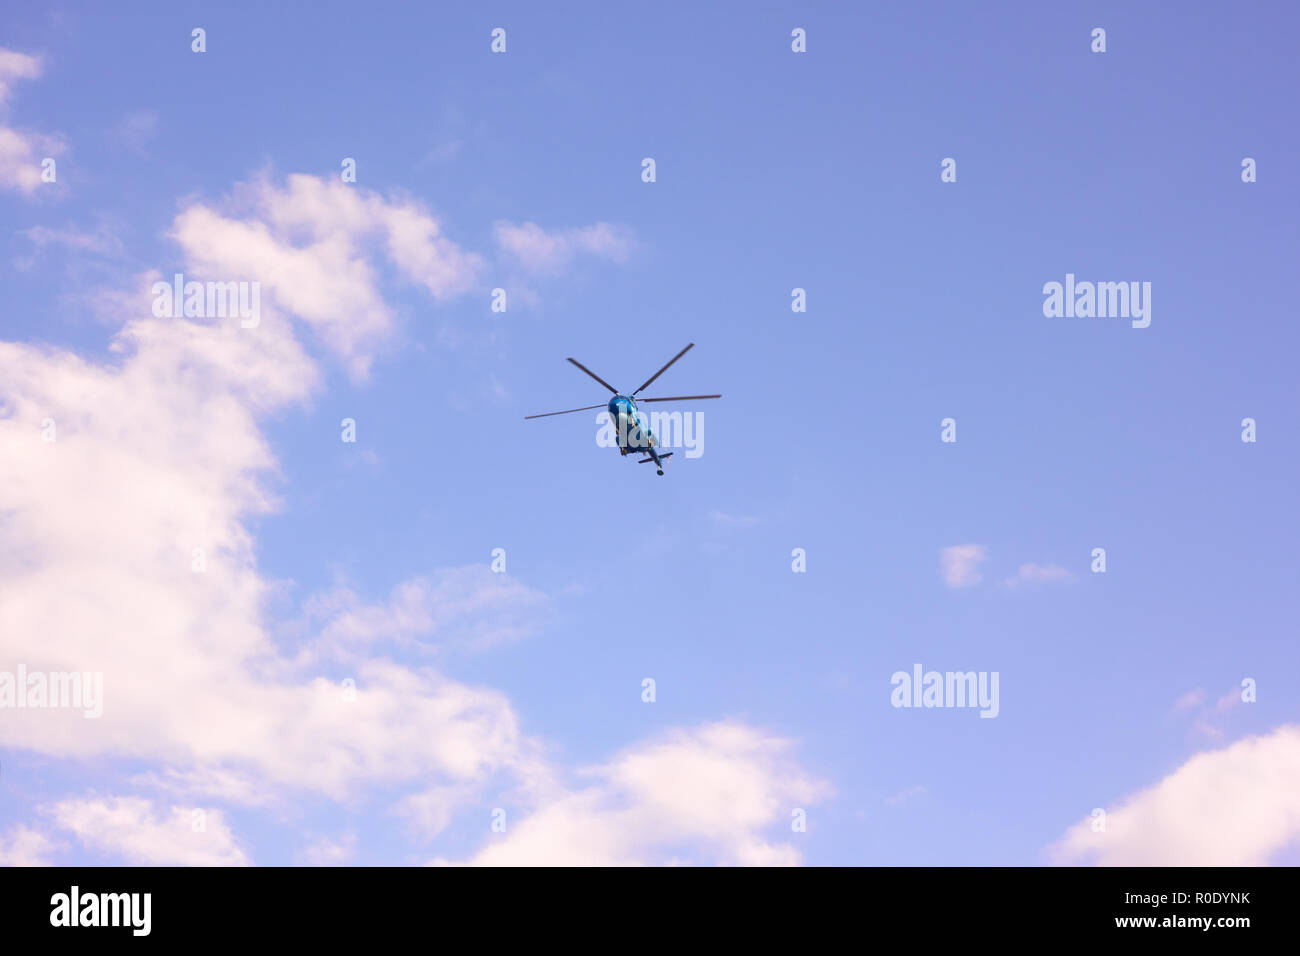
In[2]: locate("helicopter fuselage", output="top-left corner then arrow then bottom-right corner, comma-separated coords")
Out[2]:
608,395 -> 654,452
608,395 -> 672,473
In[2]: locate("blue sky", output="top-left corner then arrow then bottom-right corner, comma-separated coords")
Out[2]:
1,1 -> 1297,866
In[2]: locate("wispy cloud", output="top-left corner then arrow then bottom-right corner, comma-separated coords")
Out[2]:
1174,685 -> 1248,740
113,109 -> 158,155
23,223 -> 123,256
303,566 -> 549,656
0,48 -> 65,196
940,544 -> 986,589
884,784 -> 928,807
416,139 -> 464,167
709,510 -> 759,529
0,49 -> 42,106
494,220 -> 634,275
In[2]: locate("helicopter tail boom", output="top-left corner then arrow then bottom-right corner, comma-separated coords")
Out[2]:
638,450 -> 672,475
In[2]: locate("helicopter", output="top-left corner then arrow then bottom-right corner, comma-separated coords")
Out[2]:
524,343 -> 721,475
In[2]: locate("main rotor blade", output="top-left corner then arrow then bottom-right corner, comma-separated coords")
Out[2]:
524,403 -> 607,420
566,357 -> 619,394
631,343 -> 694,396
635,394 -> 721,403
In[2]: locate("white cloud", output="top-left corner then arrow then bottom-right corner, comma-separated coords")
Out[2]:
0,824 -> 57,866
0,125 -> 63,195
0,191 -> 539,808
394,783 -> 482,839
494,220 -> 634,275
0,49 -> 42,106
171,173 -> 483,377
1051,725 -> 1300,865
297,832 -> 356,866
50,797 -> 250,866
437,722 -> 829,866
940,544 -> 986,589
